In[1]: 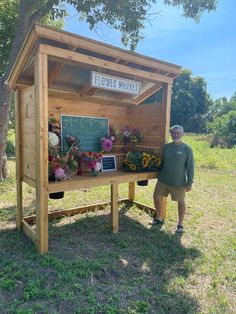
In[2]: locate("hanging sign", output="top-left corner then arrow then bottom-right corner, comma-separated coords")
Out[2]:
91,71 -> 141,95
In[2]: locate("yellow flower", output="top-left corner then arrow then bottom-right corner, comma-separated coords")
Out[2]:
142,156 -> 149,168
124,158 -> 136,171
143,153 -> 150,160
156,157 -> 161,166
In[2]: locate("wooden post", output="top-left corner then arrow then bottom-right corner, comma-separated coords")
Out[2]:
34,47 -> 49,253
160,82 -> 173,220
128,182 -> 135,202
15,90 -> 23,230
111,184 -> 118,233
162,83 -> 173,145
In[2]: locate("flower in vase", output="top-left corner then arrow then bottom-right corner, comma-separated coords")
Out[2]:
49,131 -> 59,146
88,160 -> 96,170
102,138 -> 113,152
94,161 -> 101,172
54,167 -> 66,180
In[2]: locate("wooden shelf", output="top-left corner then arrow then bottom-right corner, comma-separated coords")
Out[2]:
48,170 -> 158,193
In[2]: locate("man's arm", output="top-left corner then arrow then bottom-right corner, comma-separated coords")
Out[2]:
186,147 -> 194,190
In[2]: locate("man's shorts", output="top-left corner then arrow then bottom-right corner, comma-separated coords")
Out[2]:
153,181 -> 185,202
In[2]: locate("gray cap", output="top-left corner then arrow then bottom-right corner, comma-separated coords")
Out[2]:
170,125 -> 184,133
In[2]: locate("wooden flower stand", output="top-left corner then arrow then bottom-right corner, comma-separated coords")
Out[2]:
7,24 -> 180,253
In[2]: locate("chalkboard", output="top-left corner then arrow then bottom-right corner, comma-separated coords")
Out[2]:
101,155 -> 117,172
61,115 -> 109,153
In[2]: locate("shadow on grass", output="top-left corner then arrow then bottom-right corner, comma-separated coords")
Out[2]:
0,203 -> 202,314
0,200 -> 37,222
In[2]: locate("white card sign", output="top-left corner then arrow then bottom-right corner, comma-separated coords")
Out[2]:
101,155 -> 117,172
91,71 -> 141,95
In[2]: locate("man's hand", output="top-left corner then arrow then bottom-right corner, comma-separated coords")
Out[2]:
186,184 -> 192,192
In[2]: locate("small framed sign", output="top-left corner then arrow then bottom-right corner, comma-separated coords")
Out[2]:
101,155 -> 117,172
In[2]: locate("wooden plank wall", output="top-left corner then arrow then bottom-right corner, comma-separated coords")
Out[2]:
130,102 -> 163,154
48,97 -> 130,127
20,86 -> 36,181
48,97 -> 130,169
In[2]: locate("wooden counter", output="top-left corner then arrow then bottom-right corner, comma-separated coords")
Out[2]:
48,170 -> 158,193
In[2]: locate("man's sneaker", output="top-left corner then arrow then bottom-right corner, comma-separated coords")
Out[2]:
176,224 -> 184,233
151,218 -> 164,226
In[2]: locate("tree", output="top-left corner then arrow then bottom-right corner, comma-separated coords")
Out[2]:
171,69 -> 213,133
0,0 -> 217,179
206,93 -> 236,147
207,96 -> 236,122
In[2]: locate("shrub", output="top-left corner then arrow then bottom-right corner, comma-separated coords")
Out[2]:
6,129 -> 15,157
207,110 -> 236,148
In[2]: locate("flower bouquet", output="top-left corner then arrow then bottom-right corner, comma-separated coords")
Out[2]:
123,151 -> 161,172
130,128 -> 143,146
121,126 -> 131,153
123,151 -> 161,186
48,117 -> 80,198
82,152 -> 103,176
100,125 -> 118,153
119,127 -> 143,152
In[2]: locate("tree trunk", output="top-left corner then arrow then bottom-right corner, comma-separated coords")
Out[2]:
0,76 -> 11,180
0,2 -> 33,180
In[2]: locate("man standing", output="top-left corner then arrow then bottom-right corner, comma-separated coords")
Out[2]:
152,125 -> 194,232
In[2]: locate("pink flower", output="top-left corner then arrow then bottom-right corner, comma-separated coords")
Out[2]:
102,138 -> 113,152
88,160 -> 96,170
54,167 -> 65,180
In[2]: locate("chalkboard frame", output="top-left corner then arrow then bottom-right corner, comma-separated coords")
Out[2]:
60,114 -> 109,153
101,155 -> 117,172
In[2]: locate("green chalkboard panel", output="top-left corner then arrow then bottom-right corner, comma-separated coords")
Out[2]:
61,115 -> 109,153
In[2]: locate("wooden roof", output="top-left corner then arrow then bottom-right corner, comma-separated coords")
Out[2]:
6,24 -> 181,104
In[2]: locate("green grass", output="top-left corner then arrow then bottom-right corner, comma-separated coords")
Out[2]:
184,134 -> 236,171
0,134 -> 235,313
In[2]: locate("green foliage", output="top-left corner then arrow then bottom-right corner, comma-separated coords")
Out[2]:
171,69 -> 213,133
0,0 -> 65,77
163,0 -> 217,22
206,93 -> 236,148
0,0 -> 217,78
184,134 -> 236,170
0,0 -> 19,77
6,129 -> 15,157
207,96 -> 236,121
123,151 -> 161,172
207,110 -> 236,148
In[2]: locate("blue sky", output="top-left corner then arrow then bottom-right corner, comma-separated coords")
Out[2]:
64,0 -> 235,100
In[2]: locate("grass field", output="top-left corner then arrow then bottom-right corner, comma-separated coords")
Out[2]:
0,134 -> 235,314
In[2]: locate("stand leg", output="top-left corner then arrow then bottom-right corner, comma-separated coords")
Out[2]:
128,182 -> 135,202
36,189 -> 48,253
111,184 -> 118,233
16,180 -> 23,230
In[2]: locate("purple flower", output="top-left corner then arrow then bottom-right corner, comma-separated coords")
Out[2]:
102,138 -> 113,152
54,167 -> 65,180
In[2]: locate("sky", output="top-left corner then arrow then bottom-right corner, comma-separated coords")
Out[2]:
63,0 -> 236,100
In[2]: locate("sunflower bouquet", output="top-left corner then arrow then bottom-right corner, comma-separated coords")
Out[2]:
123,151 -> 161,172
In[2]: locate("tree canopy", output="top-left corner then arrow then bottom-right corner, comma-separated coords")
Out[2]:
0,0 -> 218,78
0,0 -> 218,180
171,69 -> 213,133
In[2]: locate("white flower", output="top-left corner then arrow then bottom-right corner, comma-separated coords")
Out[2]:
49,131 -> 59,146
94,162 -> 101,172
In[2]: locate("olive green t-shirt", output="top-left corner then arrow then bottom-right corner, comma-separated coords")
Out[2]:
158,142 -> 194,187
